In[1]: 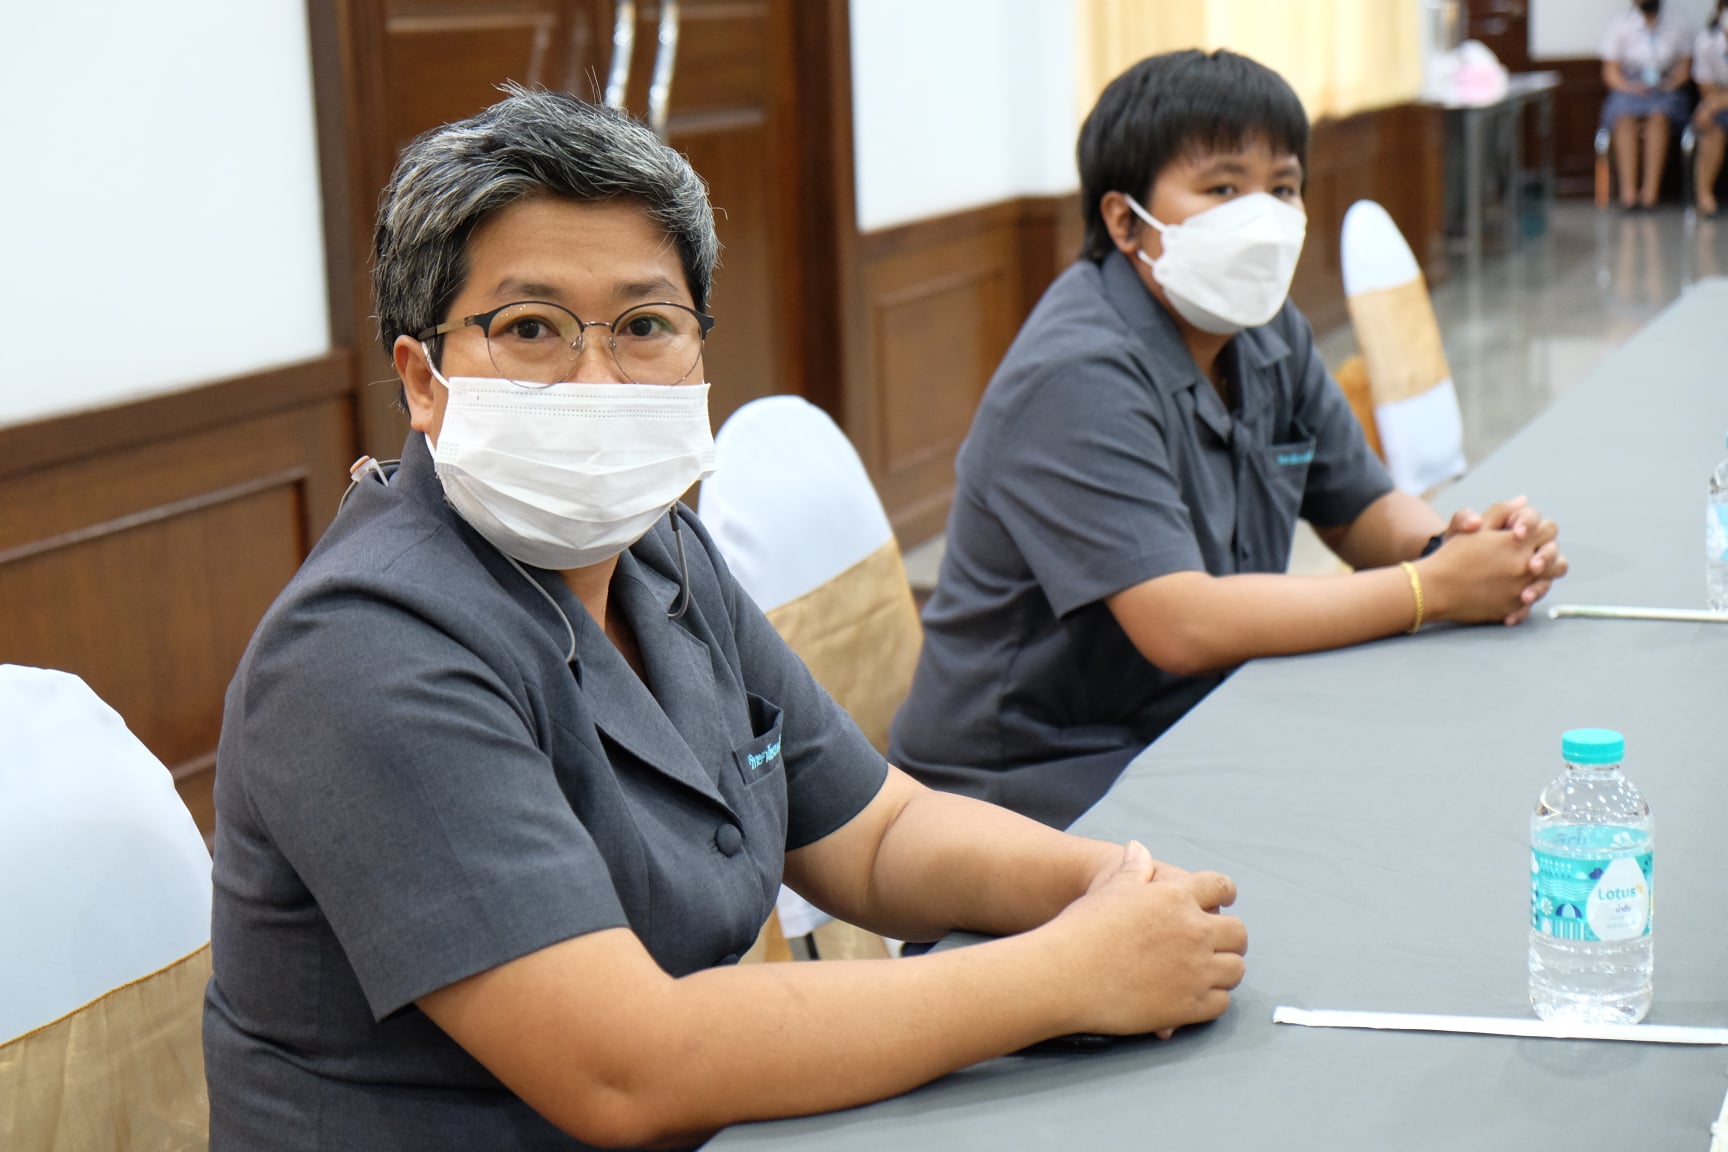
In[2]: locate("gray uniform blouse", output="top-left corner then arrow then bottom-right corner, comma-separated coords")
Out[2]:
890,251 -> 1392,829
205,433 -> 887,1150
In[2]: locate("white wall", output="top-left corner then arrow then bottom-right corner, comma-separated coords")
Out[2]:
0,1 -> 329,427
1529,0 -> 1715,60
850,0 -> 1081,232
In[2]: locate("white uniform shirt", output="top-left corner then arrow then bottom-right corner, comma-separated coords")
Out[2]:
1695,25 -> 1728,88
1600,10 -> 1693,85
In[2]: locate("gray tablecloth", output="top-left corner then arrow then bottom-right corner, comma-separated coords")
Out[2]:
711,279 -> 1728,1150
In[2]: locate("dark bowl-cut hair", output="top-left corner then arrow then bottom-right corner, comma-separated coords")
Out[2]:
1078,49 -> 1310,262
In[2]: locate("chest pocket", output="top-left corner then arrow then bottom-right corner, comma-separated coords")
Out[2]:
723,692 -> 789,908
1234,434 -> 1315,573
731,693 -> 786,789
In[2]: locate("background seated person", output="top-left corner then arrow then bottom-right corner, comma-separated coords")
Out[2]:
1601,0 -> 1695,210
1694,0 -> 1728,217
203,88 -> 1248,1152
889,51 -> 1567,830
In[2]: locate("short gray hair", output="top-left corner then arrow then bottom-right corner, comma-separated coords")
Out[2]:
372,84 -> 719,363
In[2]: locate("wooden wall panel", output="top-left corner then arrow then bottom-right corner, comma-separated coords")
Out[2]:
853,201 -> 1057,544
1292,102 -> 1448,337
871,263 -> 1010,542
0,356 -> 355,836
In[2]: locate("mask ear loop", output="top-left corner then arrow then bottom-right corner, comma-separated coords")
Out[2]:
1123,193 -> 1167,234
501,553 -> 578,665
1122,194 -> 1168,270
336,456 -> 400,514
667,510 -> 692,620
420,341 -> 450,387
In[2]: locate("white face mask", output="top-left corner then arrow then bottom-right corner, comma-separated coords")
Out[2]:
424,352 -> 716,570
1126,192 -> 1307,335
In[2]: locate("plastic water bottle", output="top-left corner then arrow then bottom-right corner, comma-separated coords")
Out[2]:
1708,433 -> 1728,612
1529,729 -> 1653,1024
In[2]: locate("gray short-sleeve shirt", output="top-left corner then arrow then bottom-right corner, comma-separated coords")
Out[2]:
889,252 -> 1391,827
205,433 -> 887,1150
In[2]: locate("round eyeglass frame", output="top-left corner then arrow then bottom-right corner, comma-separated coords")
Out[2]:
416,299 -> 716,387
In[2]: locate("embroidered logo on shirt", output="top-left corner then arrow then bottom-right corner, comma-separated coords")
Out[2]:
745,739 -> 782,772
1276,449 -> 1315,466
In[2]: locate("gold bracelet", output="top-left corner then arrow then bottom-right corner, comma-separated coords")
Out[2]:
1400,561 -> 1424,634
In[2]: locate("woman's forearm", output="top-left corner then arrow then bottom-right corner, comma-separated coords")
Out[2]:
858,784 -> 1122,939
784,767 -> 1120,941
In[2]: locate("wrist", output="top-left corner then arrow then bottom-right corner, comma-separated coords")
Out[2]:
1410,556 -> 1451,625
1073,838 -> 1125,899
1016,918 -> 1093,1035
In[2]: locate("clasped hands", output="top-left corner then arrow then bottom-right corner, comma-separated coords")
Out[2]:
1428,495 -> 1568,627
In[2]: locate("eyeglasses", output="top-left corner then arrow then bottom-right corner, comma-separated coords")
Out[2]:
416,300 -> 715,386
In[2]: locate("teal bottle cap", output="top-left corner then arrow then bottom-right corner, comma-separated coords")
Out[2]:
1562,728 -> 1625,765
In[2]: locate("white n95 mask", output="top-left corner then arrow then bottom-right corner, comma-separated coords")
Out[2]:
425,358 -> 716,570
1126,192 -> 1307,335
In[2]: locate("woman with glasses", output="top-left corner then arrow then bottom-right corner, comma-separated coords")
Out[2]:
203,88 -> 1247,1151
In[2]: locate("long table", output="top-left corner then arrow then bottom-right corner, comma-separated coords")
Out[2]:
710,278 -> 1728,1150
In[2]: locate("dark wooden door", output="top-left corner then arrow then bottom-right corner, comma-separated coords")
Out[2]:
321,0 -> 834,460
1465,0 -> 1531,71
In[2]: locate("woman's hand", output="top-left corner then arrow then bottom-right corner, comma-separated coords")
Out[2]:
1432,497 -> 1568,623
1045,842 -> 1246,1038
1418,515 -> 1566,626
1082,842 -> 1192,892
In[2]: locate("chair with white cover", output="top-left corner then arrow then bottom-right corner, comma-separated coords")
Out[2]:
0,665 -> 213,1151
700,396 -> 922,957
1341,200 -> 1468,496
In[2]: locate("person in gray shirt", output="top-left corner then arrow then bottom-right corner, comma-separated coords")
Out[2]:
891,51 -> 1569,830
204,88 -> 1249,1151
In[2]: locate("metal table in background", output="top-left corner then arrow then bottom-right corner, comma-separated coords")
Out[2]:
707,279 -> 1728,1151
1436,71 -> 1561,263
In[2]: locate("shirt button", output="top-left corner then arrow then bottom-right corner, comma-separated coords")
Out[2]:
715,823 -> 743,856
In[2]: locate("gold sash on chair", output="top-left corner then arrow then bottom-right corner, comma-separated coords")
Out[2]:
764,540 -> 923,755
757,539 -> 924,961
0,944 -> 211,1152
1345,277 -> 1452,408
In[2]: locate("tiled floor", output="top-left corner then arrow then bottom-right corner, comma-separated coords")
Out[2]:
904,201 -> 1728,586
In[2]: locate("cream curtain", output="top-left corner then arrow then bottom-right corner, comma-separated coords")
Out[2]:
1077,0 -> 1423,124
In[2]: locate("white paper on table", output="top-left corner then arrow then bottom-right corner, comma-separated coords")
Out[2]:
1550,604 -> 1728,624
1272,1006 -> 1728,1046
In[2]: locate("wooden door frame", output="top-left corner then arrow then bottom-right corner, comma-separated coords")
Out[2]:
307,0 -> 407,464
788,0 -> 860,423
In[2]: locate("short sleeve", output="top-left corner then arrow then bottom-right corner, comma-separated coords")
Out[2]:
1698,32 -> 1728,85
1664,23 -> 1692,69
1289,329 -> 1395,529
1600,18 -> 1622,63
233,595 -> 628,1020
985,355 -> 1205,619
693,513 -> 889,850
